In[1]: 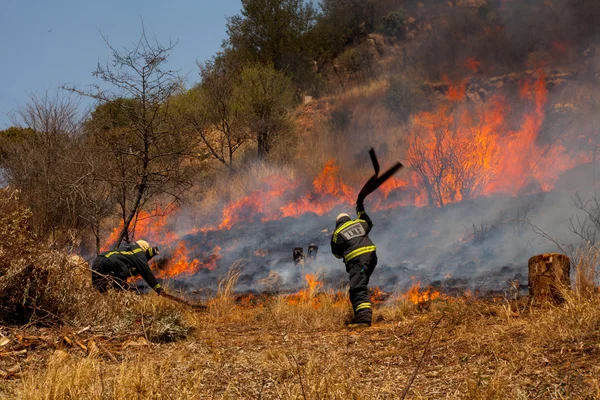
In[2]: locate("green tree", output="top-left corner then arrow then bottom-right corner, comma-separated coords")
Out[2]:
381,9 -> 406,40
233,63 -> 296,159
319,0 -> 377,49
86,98 -> 139,131
0,126 -> 34,162
225,0 -> 316,77
178,60 -> 248,171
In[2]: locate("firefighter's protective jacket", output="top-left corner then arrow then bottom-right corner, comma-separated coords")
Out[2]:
330,207 -> 377,267
99,242 -> 161,291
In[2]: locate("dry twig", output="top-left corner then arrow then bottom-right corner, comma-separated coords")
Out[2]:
400,313 -> 445,399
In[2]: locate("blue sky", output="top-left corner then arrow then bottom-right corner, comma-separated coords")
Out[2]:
0,0 -> 242,128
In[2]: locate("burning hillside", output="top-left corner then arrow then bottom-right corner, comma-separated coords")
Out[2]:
100,67 -> 597,295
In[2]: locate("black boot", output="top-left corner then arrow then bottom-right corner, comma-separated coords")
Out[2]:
348,307 -> 372,329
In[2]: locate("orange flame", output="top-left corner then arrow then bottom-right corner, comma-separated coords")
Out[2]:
157,244 -> 221,278
371,287 -> 387,305
99,71 -> 591,284
101,208 -> 222,278
102,208 -> 177,252
215,160 -> 354,229
443,75 -> 467,101
286,274 -> 324,309
464,58 -> 481,73
404,281 -> 441,304
281,160 -> 354,218
406,73 -> 580,207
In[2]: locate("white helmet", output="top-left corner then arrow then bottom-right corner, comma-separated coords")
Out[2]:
136,240 -> 150,251
336,213 -> 350,222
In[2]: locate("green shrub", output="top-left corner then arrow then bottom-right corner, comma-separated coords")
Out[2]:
330,106 -> 353,132
385,76 -> 430,121
338,43 -> 375,80
381,9 -> 406,40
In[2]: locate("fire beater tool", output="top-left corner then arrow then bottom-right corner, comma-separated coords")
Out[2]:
162,292 -> 207,311
356,148 -> 403,205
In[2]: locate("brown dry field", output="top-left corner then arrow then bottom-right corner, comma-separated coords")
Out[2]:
1,280 -> 600,400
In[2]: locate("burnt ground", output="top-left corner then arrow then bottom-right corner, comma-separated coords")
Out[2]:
153,188 -> 576,297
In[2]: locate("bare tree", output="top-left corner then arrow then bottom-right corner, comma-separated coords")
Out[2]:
570,193 -> 600,245
67,134 -> 117,253
2,91 -> 86,237
67,27 -> 195,248
406,106 -> 498,207
406,123 -> 445,207
1,91 -> 120,252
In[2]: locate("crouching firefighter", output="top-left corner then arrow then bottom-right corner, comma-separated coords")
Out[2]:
331,202 -> 377,328
91,240 -> 163,295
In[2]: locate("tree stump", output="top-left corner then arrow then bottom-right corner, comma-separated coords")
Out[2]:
528,253 -> 571,303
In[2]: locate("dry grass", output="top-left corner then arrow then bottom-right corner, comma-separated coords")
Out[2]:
315,78 -> 411,178
572,243 -> 600,300
196,162 -> 301,223
3,268 -> 600,399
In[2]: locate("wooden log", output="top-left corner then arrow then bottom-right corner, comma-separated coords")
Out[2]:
528,253 -> 571,303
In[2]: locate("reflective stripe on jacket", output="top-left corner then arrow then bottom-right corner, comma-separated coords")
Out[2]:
330,211 -> 376,264
99,243 -> 160,290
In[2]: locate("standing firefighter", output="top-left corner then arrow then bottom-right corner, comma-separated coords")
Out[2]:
91,240 -> 163,295
331,202 -> 377,328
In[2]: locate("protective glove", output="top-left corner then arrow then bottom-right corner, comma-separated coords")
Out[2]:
147,246 -> 160,260
155,286 -> 165,296
356,202 -> 365,214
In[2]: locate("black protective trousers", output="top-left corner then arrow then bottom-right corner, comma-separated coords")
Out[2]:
346,258 -> 377,323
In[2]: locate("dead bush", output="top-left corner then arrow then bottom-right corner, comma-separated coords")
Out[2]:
0,188 -> 193,342
138,297 -> 194,343
0,252 -> 85,325
0,189 -> 87,325
0,189 -> 38,270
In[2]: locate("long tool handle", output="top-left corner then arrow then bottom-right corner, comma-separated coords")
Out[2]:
357,176 -> 378,205
162,292 -> 207,311
356,148 -> 403,205
357,163 -> 403,203
376,162 -> 403,184
369,148 -> 380,175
